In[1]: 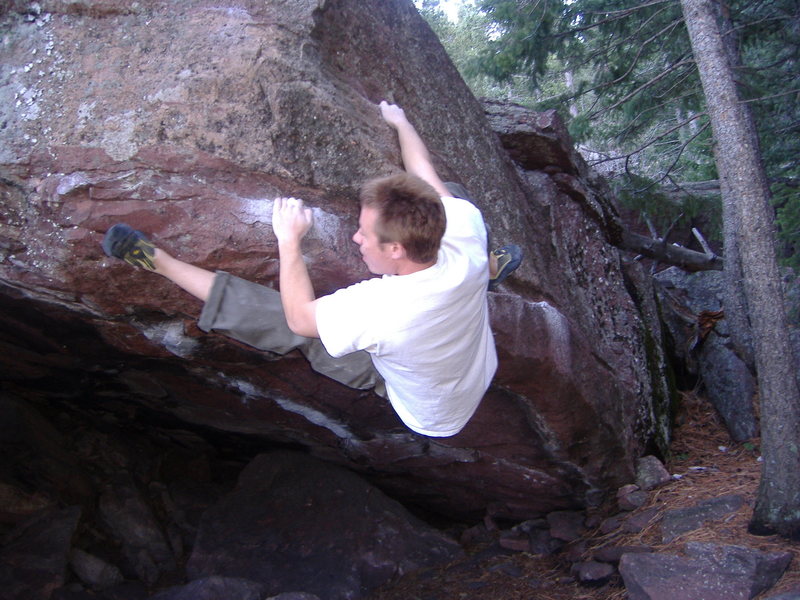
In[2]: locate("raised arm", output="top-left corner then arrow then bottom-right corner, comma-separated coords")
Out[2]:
379,101 -> 451,198
272,197 -> 320,338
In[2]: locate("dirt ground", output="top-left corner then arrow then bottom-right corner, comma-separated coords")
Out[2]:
366,392 -> 800,600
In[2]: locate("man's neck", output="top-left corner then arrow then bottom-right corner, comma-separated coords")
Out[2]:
393,258 -> 436,276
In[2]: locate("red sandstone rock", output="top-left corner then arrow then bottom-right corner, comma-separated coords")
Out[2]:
0,0 -> 671,520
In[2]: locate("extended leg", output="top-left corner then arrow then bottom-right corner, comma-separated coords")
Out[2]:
152,249 -> 215,302
102,223 -> 214,301
101,223 -> 385,394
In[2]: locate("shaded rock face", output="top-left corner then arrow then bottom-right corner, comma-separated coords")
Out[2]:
0,0 -> 670,520
619,542 -> 793,600
186,451 -> 464,599
655,267 -> 758,441
0,395 -> 460,599
0,505 -> 81,599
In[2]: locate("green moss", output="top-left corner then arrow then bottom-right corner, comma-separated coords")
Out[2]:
643,316 -> 677,457
622,265 -> 677,458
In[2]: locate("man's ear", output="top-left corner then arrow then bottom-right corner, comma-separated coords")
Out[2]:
389,242 -> 406,260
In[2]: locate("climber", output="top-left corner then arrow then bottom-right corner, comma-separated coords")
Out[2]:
101,101 -> 522,437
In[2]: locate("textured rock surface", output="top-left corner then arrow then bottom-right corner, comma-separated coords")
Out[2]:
5,392 -> 456,599
0,0 -> 670,520
0,506 -> 81,600
655,267 -> 758,441
619,542 -> 792,600
186,451 -> 463,599
150,577 -> 267,600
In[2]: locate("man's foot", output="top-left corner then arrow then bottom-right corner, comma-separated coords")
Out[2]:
102,223 -> 156,270
489,244 -> 522,291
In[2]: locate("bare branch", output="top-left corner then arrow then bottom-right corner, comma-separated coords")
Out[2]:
565,0 -> 675,35
587,113 -> 706,167
663,212 -> 685,240
589,59 -> 695,118
644,213 -> 660,239
586,13 -> 685,81
620,230 -> 723,271
741,88 -> 800,106
590,8 -> 681,85
633,121 -> 711,190
692,227 -> 714,255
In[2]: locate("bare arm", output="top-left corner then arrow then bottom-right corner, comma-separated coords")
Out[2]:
272,197 -> 320,338
379,101 -> 451,198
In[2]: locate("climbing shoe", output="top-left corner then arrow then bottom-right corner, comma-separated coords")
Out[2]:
102,223 -> 157,271
488,244 -> 522,291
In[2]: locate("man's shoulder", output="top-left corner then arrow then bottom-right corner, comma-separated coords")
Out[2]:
319,276 -> 388,306
441,196 -> 484,226
441,195 -> 479,211
315,277 -> 389,342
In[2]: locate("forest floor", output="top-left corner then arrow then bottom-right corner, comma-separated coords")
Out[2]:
366,392 -> 800,600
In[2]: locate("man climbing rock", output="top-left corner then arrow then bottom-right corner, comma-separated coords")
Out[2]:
102,101 -> 521,436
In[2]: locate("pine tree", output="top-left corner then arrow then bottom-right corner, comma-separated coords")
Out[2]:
681,0 -> 800,539
423,0 -> 800,538
435,0 -> 799,266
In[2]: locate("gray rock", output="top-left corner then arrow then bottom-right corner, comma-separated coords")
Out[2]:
698,339 -> 757,440
507,519 -> 564,555
498,531 -> 532,552
617,484 -> 648,511
150,576 -> 266,600
619,542 -> 792,600
685,543 -> 793,598
69,548 -> 124,591
186,451 -> 463,600
0,506 -> 81,600
636,455 -> 671,491
661,494 -> 744,543
599,513 -> 627,534
547,510 -> 586,542
655,268 -> 758,440
594,544 -> 653,564
529,527 -> 565,555
99,474 -> 177,585
572,560 -> 615,585
623,507 -> 661,533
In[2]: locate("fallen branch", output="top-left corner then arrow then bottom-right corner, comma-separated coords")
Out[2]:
621,230 -> 723,271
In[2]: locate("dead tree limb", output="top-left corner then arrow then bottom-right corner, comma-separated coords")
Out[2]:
620,229 -> 723,271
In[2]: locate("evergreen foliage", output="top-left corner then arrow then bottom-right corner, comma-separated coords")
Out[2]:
418,0 -> 799,268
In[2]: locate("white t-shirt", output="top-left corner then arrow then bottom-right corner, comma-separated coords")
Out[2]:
315,196 -> 497,436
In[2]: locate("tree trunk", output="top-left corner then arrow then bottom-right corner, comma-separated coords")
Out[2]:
713,0 -> 755,370
680,0 -> 800,538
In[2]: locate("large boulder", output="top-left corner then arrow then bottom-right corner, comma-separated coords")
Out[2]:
0,506 -> 82,600
0,0 -> 670,520
619,542 -> 792,600
186,451 -> 463,599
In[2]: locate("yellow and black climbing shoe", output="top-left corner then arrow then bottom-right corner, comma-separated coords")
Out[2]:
102,223 -> 156,271
489,244 -> 522,291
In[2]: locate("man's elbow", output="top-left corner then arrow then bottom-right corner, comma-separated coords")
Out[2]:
285,309 -> 319,339
287,321 -> 319,338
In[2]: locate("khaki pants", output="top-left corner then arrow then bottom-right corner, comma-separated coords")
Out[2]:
198,271 -> 385,395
